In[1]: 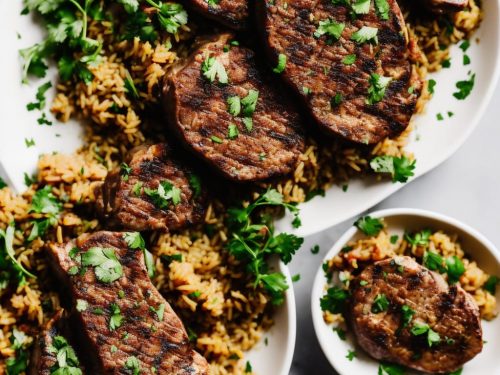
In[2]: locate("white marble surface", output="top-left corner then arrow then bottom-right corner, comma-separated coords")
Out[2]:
288,83 -> 500,375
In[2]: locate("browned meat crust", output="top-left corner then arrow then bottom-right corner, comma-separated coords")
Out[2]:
48,231 -> 209,375
163,33 -> 305,182
349,256 -> 483,374
28,310 -> 82,375
96,144 -> 204,232
256,0 -> 422,144
182,0 -> 249,29
423,0 -> 468,14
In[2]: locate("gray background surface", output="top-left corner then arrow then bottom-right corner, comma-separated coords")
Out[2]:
288,84 -> 500,374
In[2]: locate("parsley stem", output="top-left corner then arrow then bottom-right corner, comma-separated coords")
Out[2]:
68,0 -> 88,39
144,0 -> 161,9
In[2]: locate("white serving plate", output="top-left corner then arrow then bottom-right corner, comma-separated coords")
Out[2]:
246,258 -> 297,375
0,2 -> 499,238
311,208 -> 500,375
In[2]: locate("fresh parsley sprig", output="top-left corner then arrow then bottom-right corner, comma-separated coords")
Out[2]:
226,189 -> 303,305
0,224 -> 37,289
370,155 -> 416,183
21,0 -> 103,83
27,185 -> 62,242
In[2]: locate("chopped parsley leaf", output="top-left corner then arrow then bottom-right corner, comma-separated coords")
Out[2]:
244,361 -> 252,373
227,123 -> 239,140
109,303 -> 124,330
314,19 -> 345,40
410,322 -> 440,347
453,73 -> 475,100
484,275 -> 499,295
459,40 -> 470,52
346,349 -> 357,361
371,293 -> 389,313
149,303 -> 166,321
81,247 -> 123,283
463,54 -> 471,65
446,255 -> 465,284
227,96 -> 241,116
428,79 -> 436,94
26,81 -> 52,111
201,56 -> 228,84
241,90 -> 259,117
354,216 -> 383,236
405,229 -> 432,247
342,54 -> 356,65
320,286 -> 349,313
120,162 -> 132,181
333,327 -> 346,340
125,356 -> 141,375
331,93 -> 343,107
351,26 -> 378,44
366,73 -> 391,104
375,0 -> 390,20
401,304 -> 415,327
292,273 -> 301,282
144,180 -> 182,208
352,0 -> 370,14
210,135 -> 223,144
311,245 -> 320,254
46,335 -> 82,374
273,53 -> 287,73
370,155 -> 416,183
378,362 -> 405,375
423,251 -> 447,273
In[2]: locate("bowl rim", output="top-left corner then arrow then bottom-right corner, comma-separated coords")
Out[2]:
279,260 -> 297,375
311,207 -> 500,374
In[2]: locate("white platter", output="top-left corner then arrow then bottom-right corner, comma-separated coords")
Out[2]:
311,208 -> 500,375
0,2 -> 499,239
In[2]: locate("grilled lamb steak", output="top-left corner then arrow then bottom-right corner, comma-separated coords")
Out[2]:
29,310 -> 84,375
256,0 -> 421,144
163,33 -> 305,182
182,0 -> 249,29
48,231 -> 209,375
96,143 -> 204,232
349,256 -> 482,374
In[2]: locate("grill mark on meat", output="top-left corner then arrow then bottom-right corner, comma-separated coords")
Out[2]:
162,33 -> 305,182
256,0 -> 422,144
349,256 -> 483,373
47,231 -> 209,374
183,0 -> 249,29
96,144 -> 204,232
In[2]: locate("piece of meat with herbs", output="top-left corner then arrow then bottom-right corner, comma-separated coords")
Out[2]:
28,310 -> 83,375
183,0 -> 249,29
349,256 -> 482,374
256,0 -> 422,144
163,33 -> 305,182
96,143 -> 204,232
423,0 -> 468,14
47,231 -> 209,375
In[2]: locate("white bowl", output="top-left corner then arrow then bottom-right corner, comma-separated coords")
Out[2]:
311,208 -> 500,375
